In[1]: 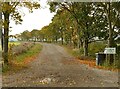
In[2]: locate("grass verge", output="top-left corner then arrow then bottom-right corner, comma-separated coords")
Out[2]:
3,43 -> 42,73
62,43 -> 119,72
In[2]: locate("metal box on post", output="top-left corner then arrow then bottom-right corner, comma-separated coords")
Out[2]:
96,53 -> 106,65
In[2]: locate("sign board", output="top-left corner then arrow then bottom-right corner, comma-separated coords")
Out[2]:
104,48 -> 116,54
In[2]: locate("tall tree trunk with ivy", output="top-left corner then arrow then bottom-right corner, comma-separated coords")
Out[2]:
106,2 -> 114,65
55,36 -> 57,43
83,32 -> 88,56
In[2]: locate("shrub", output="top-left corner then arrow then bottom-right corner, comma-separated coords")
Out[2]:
72,48 -> 80,57
88,42 -> 106,57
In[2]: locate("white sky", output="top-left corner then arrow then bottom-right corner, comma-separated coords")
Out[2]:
9,0 -> 55,35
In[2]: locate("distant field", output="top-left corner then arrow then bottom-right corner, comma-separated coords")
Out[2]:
8,41 -> 21,48
9,41 -> 20,45
0,41 -> 20,50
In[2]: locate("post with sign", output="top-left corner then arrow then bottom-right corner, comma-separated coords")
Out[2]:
104,48 -> 116,64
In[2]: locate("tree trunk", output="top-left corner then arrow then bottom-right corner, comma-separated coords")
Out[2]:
77,28 -> 81,49
55,36 -> 57,43
83,22 -> 89,57
3,3 -> 10,64
107,3 -> 113,47
0,31 -> 2,50
83,37 -> 88,56
60,30 -> 64,45
42,36 -> 44,42
80,39 -> 83,48
0,12 -> 3,51
61,36 -> 63,45
1,32 -> 3,51
106,2 -> 114,65
0,34 -> 3,51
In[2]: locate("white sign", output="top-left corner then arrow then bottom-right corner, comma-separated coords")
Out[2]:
104,48 -> 116,54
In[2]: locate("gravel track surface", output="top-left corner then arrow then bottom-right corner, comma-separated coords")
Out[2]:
2,43 -> 118,87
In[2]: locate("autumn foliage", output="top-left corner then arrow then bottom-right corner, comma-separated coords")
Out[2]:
77,58 -> 119,72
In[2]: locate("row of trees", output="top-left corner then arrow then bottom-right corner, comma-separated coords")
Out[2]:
18,29 -> 45,42
38,2 -> 119,65
19,3 -> 120,65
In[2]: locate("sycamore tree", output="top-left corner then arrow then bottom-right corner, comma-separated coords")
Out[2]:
40,9 -> 76,44
30,29 -> 39,41
47,22 -> 60,43
20,30 -> 31,41
52,10 -> 67,44
52,9 -> 78,46
40,25 -> 50,42
1,2 -> 40,64
38,29 -> 45,42
49,2 -> 100,56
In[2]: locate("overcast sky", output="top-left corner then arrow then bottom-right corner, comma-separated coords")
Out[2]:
9,0 -> 55,35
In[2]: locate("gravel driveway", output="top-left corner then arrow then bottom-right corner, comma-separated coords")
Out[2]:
2,43 -> 119,87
